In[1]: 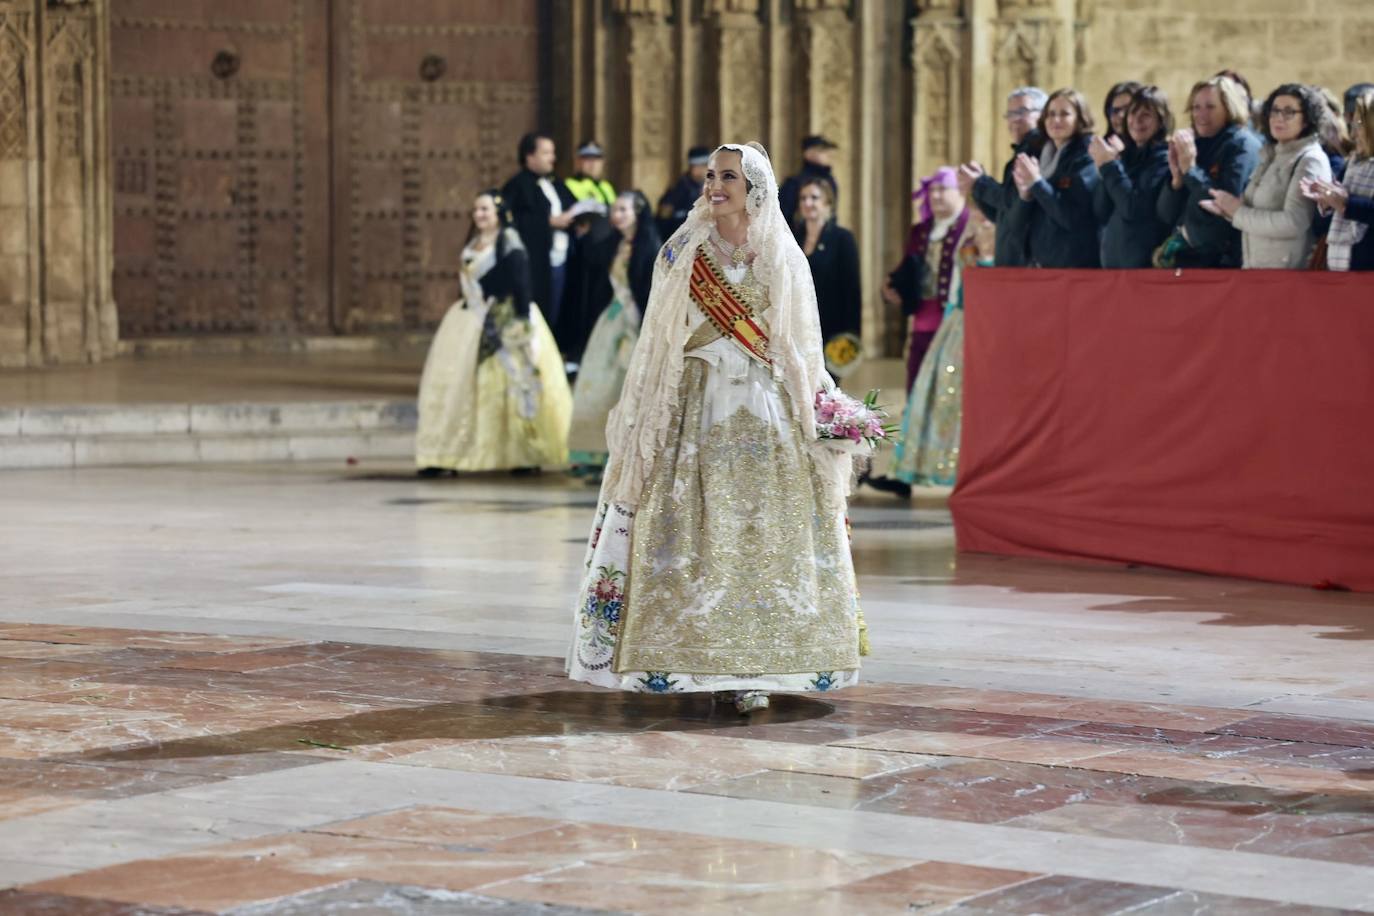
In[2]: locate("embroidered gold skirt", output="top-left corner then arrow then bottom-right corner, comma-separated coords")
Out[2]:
567,335 -> 861,694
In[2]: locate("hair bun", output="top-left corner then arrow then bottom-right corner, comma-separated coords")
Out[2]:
745,141 -> 770,162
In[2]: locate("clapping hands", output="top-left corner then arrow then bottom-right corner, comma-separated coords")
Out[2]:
1166,129 -> 1196,189
956,162 -> 984,198
1199,188 -> 1241,220
1089,135 -> 1125,167
1011,153 -> 1041,200
1300,176 -> 1349,214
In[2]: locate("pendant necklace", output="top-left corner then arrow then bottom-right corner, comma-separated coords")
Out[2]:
710,229 -> 750,266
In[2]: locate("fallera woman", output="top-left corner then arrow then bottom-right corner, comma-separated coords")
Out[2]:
414,190 -> 571,475
566,142 -> 865,714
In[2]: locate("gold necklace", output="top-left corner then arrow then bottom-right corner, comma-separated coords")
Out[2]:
711,230 -> 750,265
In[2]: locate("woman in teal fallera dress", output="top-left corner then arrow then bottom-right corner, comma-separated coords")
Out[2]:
892,210 -> 995,487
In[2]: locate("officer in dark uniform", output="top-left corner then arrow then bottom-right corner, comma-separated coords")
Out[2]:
656,145 -> 711,240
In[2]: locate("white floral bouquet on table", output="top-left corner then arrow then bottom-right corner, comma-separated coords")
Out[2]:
814,388 -> 896,455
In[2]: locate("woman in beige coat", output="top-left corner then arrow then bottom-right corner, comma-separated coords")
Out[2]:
1202,84 -> 1331,268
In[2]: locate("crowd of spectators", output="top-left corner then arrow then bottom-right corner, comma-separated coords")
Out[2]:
954,73 -> 1374,272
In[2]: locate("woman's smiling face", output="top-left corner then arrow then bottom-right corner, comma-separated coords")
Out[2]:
704,149 -> 747,219
471,194 -> 498,232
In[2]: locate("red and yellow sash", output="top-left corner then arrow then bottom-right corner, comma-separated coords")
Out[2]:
688,251 -> 771,366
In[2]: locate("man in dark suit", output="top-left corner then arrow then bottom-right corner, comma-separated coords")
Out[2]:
959,87 -> 1046,266
501,133 -> 576,348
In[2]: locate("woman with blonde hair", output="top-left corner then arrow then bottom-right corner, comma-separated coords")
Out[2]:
1304,89 -> 1374,271
566,142 -> 864,713
1201,83 -> 1331,269
1155,75 -> 1261,268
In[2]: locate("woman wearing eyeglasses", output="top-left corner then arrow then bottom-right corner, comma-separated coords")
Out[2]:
1201,84 -> 1332,269
1103,80 -> 1144,144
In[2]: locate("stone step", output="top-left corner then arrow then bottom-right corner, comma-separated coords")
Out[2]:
1,428 -> 415,470
0,399 -> 416,438
0,398 -> 418,469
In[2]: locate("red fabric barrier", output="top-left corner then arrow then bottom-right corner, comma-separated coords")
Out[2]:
950,268 -> 1374,591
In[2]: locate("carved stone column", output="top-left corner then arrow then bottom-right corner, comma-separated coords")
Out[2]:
0,0 -> 114,368
613,0 -> 675,200
910,0 -> 968,179
796,0 -> 854,224
707,0 -> 764,144
990,0 -> 1065,160
0,0 -> 39,366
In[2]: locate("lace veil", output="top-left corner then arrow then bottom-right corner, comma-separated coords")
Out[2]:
600,141 -> 849,510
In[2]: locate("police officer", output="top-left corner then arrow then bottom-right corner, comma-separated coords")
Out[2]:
565,141 -> 616,210
656,145 -> 710,240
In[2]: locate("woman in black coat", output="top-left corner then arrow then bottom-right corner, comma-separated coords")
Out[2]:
1093,85 -> 1175,268
794,178 -> 861,344
567,191 -> 662,472
1006,88 -> 1102,268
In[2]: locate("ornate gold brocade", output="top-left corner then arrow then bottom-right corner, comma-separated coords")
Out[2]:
612,356 -> 860,675
685,319 -> 722,351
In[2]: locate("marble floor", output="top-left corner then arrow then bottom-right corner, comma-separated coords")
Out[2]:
1,463 -> 1372,914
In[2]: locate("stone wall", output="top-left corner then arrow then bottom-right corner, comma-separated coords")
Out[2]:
1078,0 -> 1374,131
0,0 -> 115,368
555,0 -> 919,355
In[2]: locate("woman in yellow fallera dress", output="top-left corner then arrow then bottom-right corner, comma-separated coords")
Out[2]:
415,190 -> 571,475
565,142 -> 866,714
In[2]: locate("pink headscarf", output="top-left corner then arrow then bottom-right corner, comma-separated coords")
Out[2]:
911,167 -> 958,223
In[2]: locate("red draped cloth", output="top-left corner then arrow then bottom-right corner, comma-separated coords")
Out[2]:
951,268 -> 1374,591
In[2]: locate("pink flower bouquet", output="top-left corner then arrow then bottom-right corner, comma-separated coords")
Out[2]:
814,388 -> 896,453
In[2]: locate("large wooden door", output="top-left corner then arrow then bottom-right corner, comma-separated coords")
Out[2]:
110,0 -> 540,339
332,0 -> 540,333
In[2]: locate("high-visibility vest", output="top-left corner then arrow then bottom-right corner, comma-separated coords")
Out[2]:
565,176 -> 616,206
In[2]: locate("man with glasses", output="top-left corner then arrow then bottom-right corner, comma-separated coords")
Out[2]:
958,87 -> 1047,266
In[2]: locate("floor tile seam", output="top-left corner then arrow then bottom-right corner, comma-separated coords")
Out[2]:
829,728 -> 1373,770
820,743 -> 1374,800
845,691 -> 1259,728
993,807 -> 1367,866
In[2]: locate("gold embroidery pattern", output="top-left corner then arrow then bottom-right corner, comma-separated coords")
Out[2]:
689,249 -> 771,366
613,359 -> 860,675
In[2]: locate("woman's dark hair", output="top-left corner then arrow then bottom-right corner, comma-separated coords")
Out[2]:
1260,83 -> 1324,143
1316,85 -> 1353,156
1125,85 -> 1174,147
1103,81 -> 1144,138
619,190 -> 660,251
617,190 -> 661,314
1038,88 -> 1095,140
464,189 -> 514,252
516,132 -> 552,166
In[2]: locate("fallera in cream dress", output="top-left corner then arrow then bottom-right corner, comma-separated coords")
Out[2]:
566,247 -> 861,695
415,242 -> 571,472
